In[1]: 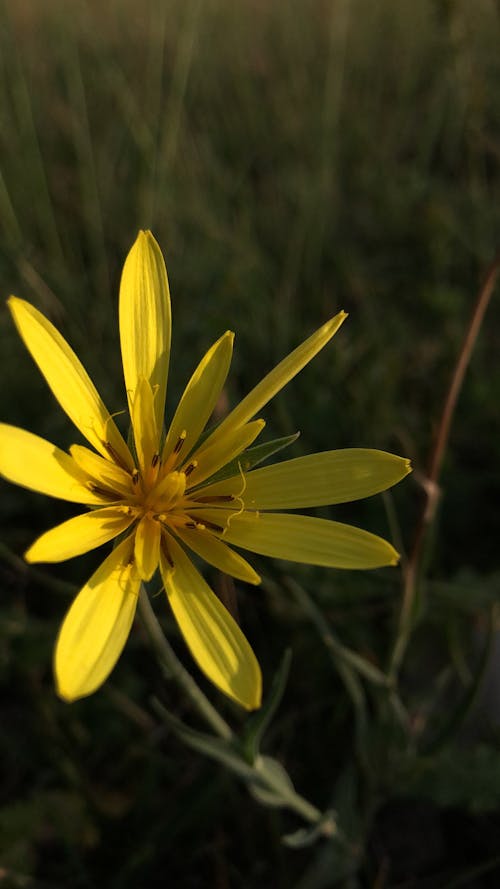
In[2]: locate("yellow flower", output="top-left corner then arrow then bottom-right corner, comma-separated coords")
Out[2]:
0,231 -> 410,710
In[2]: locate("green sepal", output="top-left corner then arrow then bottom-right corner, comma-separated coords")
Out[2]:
240,648 -> 292,764
199,431 -> 300,487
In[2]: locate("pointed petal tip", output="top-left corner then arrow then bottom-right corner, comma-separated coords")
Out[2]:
230,664 -> 262,711
243,676 -> 262,711
333,309 -> 348,326
23,546 -> 36,564
56,683 -> 77,703
7,295 -> 30,321
55,666 -> 86,702
140,564 -> 158,583
130,229 -> 160,253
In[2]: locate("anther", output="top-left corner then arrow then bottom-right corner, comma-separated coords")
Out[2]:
184,521 -> 197,529
193,494 -> 235,504
102,440 -> 130,472
174,431 -> 187,454
160,536 -> 174,568
132,469 -> 140,485
184,460 -> 198,477
151,453 -> 160,468
87,482 -> 118,500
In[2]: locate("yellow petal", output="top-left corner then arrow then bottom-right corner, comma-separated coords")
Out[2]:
0,423 -> 103,505
7,297 -> 132,468
200,311 -> 347,452
186,419 -> 265,488
160,533 -> 262,710
162,331 -> 234,465
54,536 -> 139,702
70,444 -> 133,496
190,509 -> 400,569
130,376 -> 160,474
119,231 -> 171,433
134,515 -> 161,581
197,449 -> 412,509
174,526 -> 260,585
25,507 -> 135,563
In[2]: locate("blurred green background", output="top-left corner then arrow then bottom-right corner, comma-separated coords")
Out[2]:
1,0 -> 500,886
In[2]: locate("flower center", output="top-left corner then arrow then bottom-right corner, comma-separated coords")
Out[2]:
88,429 -> 235,551
144,468 -> 186,513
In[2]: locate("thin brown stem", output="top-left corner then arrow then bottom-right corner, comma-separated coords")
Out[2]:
390,249 -> 500,676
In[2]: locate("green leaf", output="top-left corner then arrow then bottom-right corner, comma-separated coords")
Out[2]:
240,648 -> 292,763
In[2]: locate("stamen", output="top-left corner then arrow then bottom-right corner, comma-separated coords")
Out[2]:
198,519 -> 223,534
192,494 -> 235,504
160,535 -> 174,567
151,453 -> 160,468
102,440 -> 130,472
184,521 -> 197,529
174,431 -> 187,454
132,469 -> 140,485
87,482 -> 119,500
184,460 -> 198,477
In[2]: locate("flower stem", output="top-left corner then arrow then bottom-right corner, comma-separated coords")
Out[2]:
138,586 -> 233,741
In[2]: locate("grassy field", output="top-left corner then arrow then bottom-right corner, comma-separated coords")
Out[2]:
1,0 -> 500,886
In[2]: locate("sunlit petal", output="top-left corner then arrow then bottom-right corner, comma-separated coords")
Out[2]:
7,297 -> 132,468
186,419 -> 265,487
70,444 -> 133,496
163,331 -> 234,465
0,423 -> 103,504
160,533 -> 262,710
200,311 -> 347,452
119,230 -> 171,432
134,514 -> 161,581
189,509 -> 400,569
54,536 -> 139,702
25,507 -> 135,563
174,525 -> 260,585
130,376 -> 160,474
196,449 -> 411,508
